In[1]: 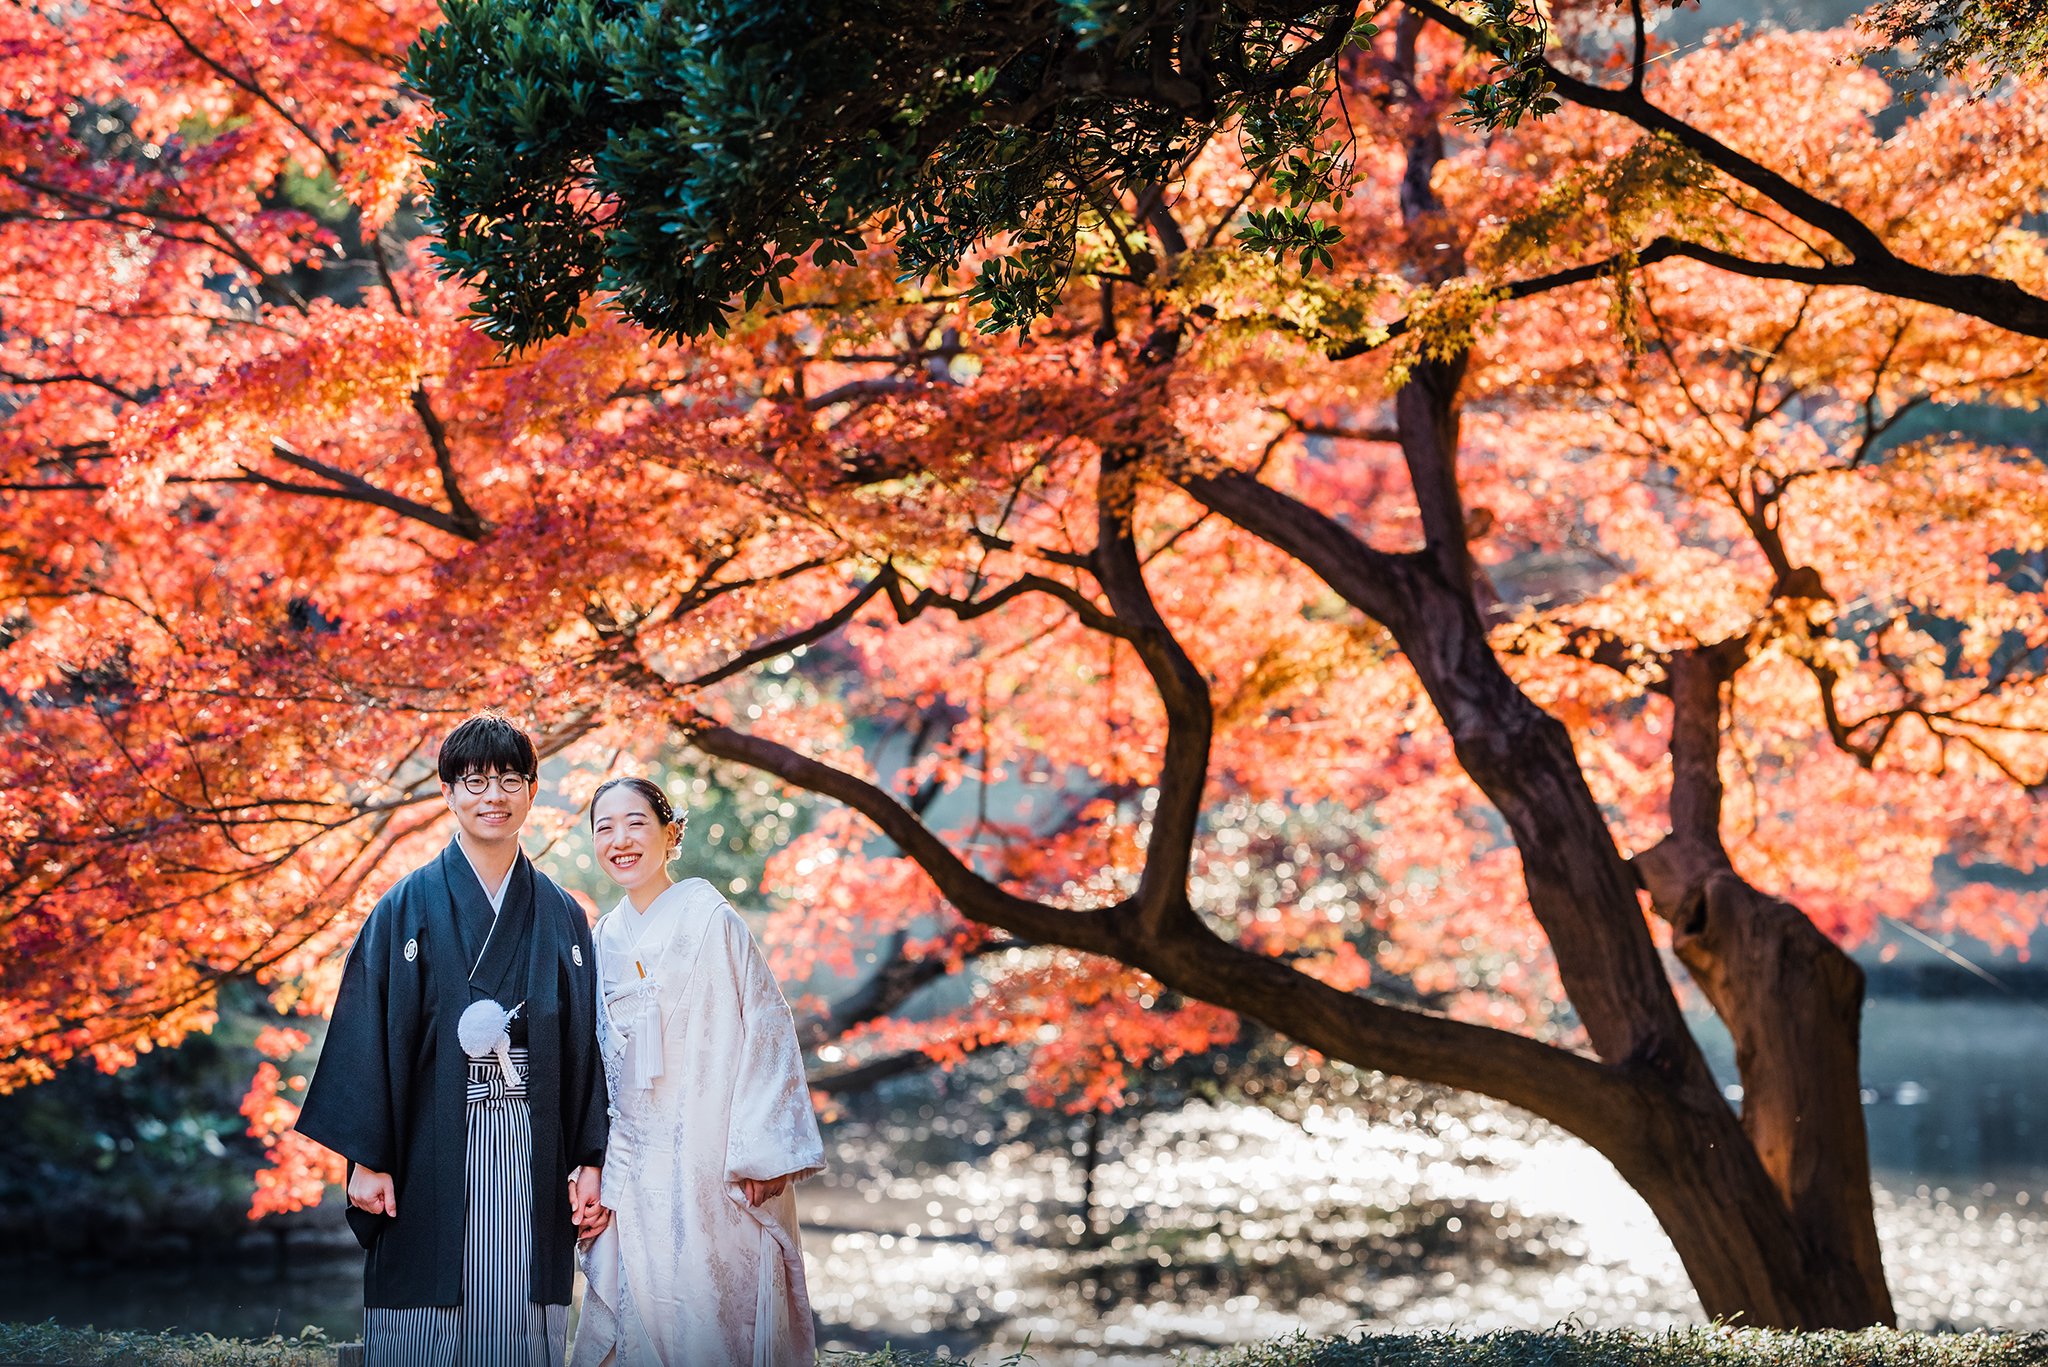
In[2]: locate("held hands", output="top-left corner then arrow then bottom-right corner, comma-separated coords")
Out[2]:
560,1164 -> 795,1248
569,1165 -> 610,1248
347,1163 -> 397,1218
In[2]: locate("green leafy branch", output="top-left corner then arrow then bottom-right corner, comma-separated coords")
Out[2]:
1453,0 -> 1557,131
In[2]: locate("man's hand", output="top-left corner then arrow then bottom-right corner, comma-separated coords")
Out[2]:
740,1174 -> 793,1207
348,1163 -> 397,1218
569,1165 -> 604,1225
570,1165 -> 610,1249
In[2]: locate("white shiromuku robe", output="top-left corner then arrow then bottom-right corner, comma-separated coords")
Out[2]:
574,878 -> 826,1367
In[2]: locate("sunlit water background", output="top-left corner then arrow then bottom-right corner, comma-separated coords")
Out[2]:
3,998 -> 2043,1363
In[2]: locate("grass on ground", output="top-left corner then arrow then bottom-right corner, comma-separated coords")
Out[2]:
0,1323 -> 334,1367
1187,1328 -> 2048,1366
2,1323 -> 2043,1366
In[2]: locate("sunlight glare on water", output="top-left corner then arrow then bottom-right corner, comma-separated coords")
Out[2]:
803,1096 -> 2047,1364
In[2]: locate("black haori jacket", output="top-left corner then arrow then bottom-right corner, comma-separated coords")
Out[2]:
296,840 -> 609,1307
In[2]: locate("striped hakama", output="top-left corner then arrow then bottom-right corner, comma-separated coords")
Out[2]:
365,1049 -> 569,1367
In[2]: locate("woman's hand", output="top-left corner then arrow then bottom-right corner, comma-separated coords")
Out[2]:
576,1204 -> 612,1249
740,1174 -> 793,1207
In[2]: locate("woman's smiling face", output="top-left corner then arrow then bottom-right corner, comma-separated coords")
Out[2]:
591,784 -> 671,893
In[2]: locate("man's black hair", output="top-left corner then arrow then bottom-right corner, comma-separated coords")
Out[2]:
438,712 -> 539,784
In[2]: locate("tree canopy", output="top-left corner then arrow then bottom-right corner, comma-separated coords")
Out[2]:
410,0 -> 1372,342
412,0 -> 2048,345
1861,0 -> 2048,89
4,0 -> 2048,1329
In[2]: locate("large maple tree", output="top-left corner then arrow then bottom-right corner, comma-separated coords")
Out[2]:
4,0 -> 2047,1331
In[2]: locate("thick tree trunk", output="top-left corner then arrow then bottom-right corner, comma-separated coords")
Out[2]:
1633,652 -> 1896,1323
1176,405 -> 1899,1327
1328,489 -> 1894,1325
1660,872 -> 1891,1323
1285,79 -> 1895,1305
1367,614 -> 1884,1324
1129,895 -> 1884,1325
1605,1078 -> 1893,1326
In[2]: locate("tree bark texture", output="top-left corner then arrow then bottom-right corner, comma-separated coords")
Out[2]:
1634,651 -> 1896,1323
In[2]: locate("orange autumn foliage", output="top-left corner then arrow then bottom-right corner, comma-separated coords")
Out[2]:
1,2 -> 2046,1262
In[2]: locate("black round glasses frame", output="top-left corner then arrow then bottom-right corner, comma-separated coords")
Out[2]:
456,773 -> 533,795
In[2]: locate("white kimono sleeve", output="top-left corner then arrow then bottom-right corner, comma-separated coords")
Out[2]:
724,916 -> 826,1187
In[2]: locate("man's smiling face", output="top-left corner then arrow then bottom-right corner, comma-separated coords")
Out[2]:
443,767 -> 535,848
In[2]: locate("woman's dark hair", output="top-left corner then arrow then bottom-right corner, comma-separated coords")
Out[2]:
589,776 -> 680,830
438,712 -> 539,784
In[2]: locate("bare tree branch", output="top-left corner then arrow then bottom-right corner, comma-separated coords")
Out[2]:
252,440 -> 484,541
683,718 -> 1110,949
1092,445 -> 1213,937
409,386 -> 486,537
678,717 -> 1650,1147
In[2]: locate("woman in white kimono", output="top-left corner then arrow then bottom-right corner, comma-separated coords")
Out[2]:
572,777 -> 825,1367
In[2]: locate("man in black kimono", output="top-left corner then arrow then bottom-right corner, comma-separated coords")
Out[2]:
297,713 -> 609,1366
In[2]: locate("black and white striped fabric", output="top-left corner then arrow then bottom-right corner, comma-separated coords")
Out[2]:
365,1049 -> 569,1367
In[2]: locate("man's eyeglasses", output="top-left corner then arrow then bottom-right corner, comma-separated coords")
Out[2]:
457,773 -> 533,796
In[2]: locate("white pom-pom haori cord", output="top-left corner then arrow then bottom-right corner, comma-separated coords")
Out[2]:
458,997 -> 525,1086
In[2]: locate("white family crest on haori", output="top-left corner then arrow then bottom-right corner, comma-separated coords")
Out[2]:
575,878 -> 826,1367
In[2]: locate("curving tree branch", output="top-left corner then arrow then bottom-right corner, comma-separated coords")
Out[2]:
1404,0 -> 2048,339
678,714 -> 1650,1147
239,441 -> 485,542
1091,445 -> 1215,936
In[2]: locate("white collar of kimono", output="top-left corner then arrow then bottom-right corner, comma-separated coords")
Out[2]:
608,877 -> 713,930
603,878 -> 725,973
456,836 -> 510,914
601,879 -> 717,1092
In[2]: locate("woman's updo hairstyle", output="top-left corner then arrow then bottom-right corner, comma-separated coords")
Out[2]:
589,776 -> 686,856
